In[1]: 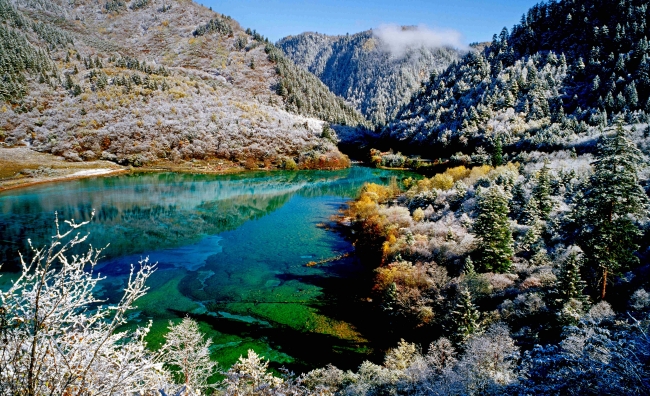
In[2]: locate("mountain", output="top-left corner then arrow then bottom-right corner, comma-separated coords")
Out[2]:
0,0 -> 368,167
278,29 -> 462,126
385,0 -> 650,161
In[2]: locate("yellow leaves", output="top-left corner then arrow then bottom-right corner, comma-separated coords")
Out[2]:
350,194 -> 378,219
382,241 -> 391,257
233,101 -> 258,113
1,105 -> 6,113
412,208 -> 425,222
169,89 -> 187,99
446,165 -> 470,181
375,261 -> 415,290
415,178 -> 432,192
466,164 -> 493,184
161,20 -> 169,27
430,173 -> 454,190
361,182 -> 396,203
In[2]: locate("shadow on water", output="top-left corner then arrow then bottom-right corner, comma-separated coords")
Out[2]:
182,307 -> 371,373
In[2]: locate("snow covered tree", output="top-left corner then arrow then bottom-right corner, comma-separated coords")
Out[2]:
575,126 -> 649,299
553,252 -> 590,324
450,288 -> 481,344
473,185 -> 514,273
492,139 -> 504,167
221,349 -> 283,395
0,212 -> 166,395
555,253 -> 589,306
162,317 -> 217,394
532,161 -> 553,219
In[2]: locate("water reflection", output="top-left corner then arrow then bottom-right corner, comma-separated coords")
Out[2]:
0,166 -> 416,370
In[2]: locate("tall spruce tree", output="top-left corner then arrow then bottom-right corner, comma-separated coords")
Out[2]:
533,161 -> 554,220
474,185 -> 514,273
555,253 -> 589,306
575,126 -> 649,299
554,253 -> 590,325
450,288 -> 481,344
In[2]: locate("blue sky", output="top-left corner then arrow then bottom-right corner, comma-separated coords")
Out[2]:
197,0 -> 541,44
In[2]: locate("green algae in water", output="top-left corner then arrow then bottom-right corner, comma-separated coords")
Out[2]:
0,167 -> 420,372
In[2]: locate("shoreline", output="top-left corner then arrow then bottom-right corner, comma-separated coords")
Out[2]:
0,168 -> 130,193
0,147 -> 356,193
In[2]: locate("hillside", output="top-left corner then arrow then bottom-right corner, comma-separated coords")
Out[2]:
385,0 -> 650,162
0,0 -> 368,168
278,29 -> 461,126
316,0 -> 650,394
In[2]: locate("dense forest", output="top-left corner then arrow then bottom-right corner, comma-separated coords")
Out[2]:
327,0 -> 650,394
1,0 -> 650,394
278,30 -> 461,126
0,0 -> 366,168
386,0 -> 650,160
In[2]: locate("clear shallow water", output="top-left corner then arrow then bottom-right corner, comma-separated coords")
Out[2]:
0,167 -> 415,372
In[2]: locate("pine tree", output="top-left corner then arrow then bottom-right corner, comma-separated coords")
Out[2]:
64,73 -> 73,90
554,253 -> 590,325
520,218 -> 544,254
575,126 -> 649,299
463,257 -> 476,275
162,317 -> 216,393
492,139 -> 504,166
533,161 -> 554,219
625,81 -> 638,108
473,185 -> 514,273
381,282 -> 399,314
555,253 -> 589,306
450,288 -> 481,344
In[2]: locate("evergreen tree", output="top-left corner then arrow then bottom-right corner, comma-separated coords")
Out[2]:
553,252 -> 590,325
64,73 -> 73,90
519,215 -> 544,253
463,257 -> 476,275
492,139 -> 504,166
575,126 -> 649,299
450,288 -> 481,344
381,282 -> 399,314
473,185 -> 514,273
533,161 -> 554,219
555,253 -> 589,306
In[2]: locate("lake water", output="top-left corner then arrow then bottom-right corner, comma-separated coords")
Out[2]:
0,166 -> 415,373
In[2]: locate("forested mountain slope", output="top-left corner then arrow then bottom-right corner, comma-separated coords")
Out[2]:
386,0 -> 650,160
318,0 -> 650,393
0,0 -> 367,167
278,30 -> 461,126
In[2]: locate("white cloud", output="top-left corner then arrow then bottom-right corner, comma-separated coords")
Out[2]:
373,24 -> 467,57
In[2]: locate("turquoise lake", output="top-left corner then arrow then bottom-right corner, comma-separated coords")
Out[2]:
0,166 -> 416,373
